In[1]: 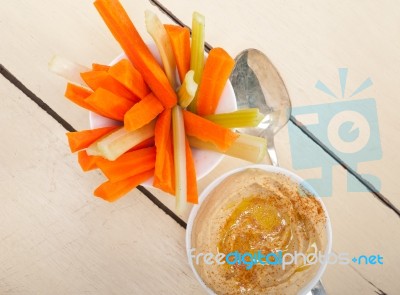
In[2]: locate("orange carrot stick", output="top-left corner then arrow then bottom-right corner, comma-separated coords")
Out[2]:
85,88 -> 136,121
196,47 -> 235,116
94,0 -> 177,108
92,63 -> 110,71
182,110 -> 239,151
65,83 -> 116,118
96,147 -> 156,182
64,83 -> 97,111
77,150 -> 101,171
81,70 -> 107,89
185,137 -> 198,204
94,169 -> 154,202
153,109 -> 175,195
81,70 -> 139,102
164,24 -> 190,83
154,136 -> 175,195
154,109 -> 171,167
108,59 -> 150,99
66,126 -> 118,152
124,93 -> 164,131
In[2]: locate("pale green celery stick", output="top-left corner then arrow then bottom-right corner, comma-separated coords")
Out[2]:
86,140 -> 102,156
178,70 -> 198,108
204,108 -> 264,128
172,105 -> 187,213
145,10 -> 177,88
87,121 -> 155,161
190,12 -> 205,83
188,133 -> 267,163
187,11 -> 205,112
48,55 -> 89,85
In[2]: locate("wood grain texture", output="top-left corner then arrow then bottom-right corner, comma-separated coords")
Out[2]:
0,77 -> 202,294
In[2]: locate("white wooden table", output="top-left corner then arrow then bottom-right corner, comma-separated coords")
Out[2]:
1,0 -> 399,294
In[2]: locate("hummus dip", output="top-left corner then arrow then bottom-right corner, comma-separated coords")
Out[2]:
191,168 -> 327,295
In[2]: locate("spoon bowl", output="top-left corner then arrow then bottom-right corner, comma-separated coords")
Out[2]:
230,49 -> 291,165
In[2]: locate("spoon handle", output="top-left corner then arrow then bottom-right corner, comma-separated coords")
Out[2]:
266,132 -> 279,167
307,280 -> 327,295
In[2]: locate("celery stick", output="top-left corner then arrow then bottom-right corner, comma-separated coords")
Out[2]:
178,70 -> 198,108
48,55 -> 89,85
187,12 -> 205,112
86,140 -> 102,156
145,10 -> 177,88
87,121 -> 155,161
188,133 -> 267,163
204,108 -> 264,128
172,105 -> 187,213
190,12 -> 205,83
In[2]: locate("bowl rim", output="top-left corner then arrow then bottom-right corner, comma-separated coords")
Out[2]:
185,164 -> 333,295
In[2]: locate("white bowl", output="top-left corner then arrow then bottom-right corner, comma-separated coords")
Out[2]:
89,43 -> 237,186
186,164 -> 332,295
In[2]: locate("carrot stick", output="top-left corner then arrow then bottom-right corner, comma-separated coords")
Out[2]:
94,169 -> 154,202
65,83 -> 116,118
182,109 -> 239,151
94,0 -> 177,108
154,109 -> 171,169
85,88 -> 136,121
124,93 -> 164,131
108,59 -> 150,99
164,24 -> 190,84
64,83 -> 97,111
81,70 -> 107,89
66,126 -> 118,152
196,47 -> 235,116
81,70 -> 139,102
96,147 -> 156,182
156,136 -> 175,195
185,137 -> 198,204
153,109 -> 175,195
92,63 -> 110,71
77,150 -> 101,171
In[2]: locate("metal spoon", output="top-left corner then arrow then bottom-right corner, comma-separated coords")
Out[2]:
229,48 -> 291,166
229,48 -> 327,295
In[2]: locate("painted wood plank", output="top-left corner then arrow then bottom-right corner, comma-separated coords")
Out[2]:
0,0 -> 170,130
0,77 -> 202,294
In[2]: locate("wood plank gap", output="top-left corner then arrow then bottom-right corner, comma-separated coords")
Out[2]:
137,186 -> 187,228
148,0 -> 213,52
0,63 -> 186,229
0,64 -> 75,132
290,115 -> 400,218
347,265 -> 388,295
